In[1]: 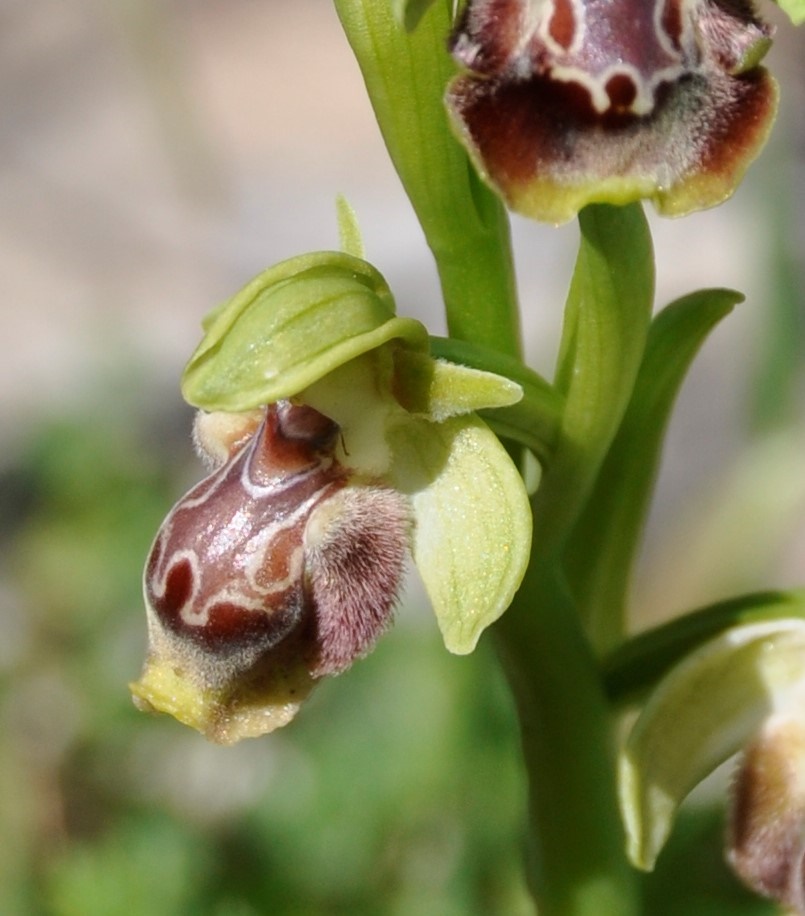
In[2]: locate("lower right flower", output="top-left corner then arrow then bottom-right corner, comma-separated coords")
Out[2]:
618,617 -> 805,911
729,711 -> 805,913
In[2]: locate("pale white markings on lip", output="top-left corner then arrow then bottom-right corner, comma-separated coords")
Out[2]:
149,547 -> 201,622
489,0 -> 700,116
239,442 -> 334,501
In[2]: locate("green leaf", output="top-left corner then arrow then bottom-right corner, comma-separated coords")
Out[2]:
603,589 -> 805,705
619,619 -> 805,870
533,203 -> 654,551
564,288 -> 742,652
389,414 -> 532,654
181,251 -> 428,412
390,0 -> 440,30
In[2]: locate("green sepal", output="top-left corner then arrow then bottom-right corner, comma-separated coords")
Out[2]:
181,251 -> 428,412
564,288 -> 741,652
389,414 -> 533,654
619,619 -> 805,870
335,195 -> 366,259
603,589 -> 805,706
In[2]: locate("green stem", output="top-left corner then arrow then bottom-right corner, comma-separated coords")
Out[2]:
334,8 -> 647,913
333,0 -> 521,357
496,557 -> 641,916
489,205 -> 653,912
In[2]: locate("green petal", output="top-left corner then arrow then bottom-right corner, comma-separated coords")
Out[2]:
428,336 -> 562,462
619,620 -> 805,871
394,349 -> 523,421
389,414 -> 532,654
182,251 -> 428,412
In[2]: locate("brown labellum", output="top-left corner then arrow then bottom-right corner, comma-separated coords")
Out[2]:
143,401 -> 411,696
447,0 -> 776,221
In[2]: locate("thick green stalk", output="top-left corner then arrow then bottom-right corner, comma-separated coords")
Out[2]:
333,0 -> 521,356
536,205 -> 654,555
497,557 -> 641,916
490,205 -> 653,912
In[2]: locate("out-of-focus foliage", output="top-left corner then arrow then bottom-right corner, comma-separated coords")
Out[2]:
0,390 -> 534,915
642,803 -> 776,916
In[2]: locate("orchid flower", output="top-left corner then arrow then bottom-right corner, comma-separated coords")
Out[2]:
131,251 -> 534,744
446,0 -> 779,223
616,604 -> 805,911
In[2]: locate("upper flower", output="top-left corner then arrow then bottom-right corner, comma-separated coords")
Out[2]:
131,251 -> 533,743
445,0 -> 778,223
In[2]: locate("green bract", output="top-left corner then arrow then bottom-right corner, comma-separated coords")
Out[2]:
182,251 -> 532,657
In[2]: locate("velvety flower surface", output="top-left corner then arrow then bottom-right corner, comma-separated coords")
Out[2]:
446,0 -> 778,223
133,400 -> 412,744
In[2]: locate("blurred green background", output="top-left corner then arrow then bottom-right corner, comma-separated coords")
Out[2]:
1,1 -> 803,913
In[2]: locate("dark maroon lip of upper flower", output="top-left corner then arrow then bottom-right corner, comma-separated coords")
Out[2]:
447,0 -> 776,220
448,66 -> 773,183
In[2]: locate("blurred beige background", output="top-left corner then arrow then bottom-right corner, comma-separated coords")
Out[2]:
2,0 -> 804,614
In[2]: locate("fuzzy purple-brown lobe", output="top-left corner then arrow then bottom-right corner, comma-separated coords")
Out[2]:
728,717 -> 805,911
305,486 -> 411,677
